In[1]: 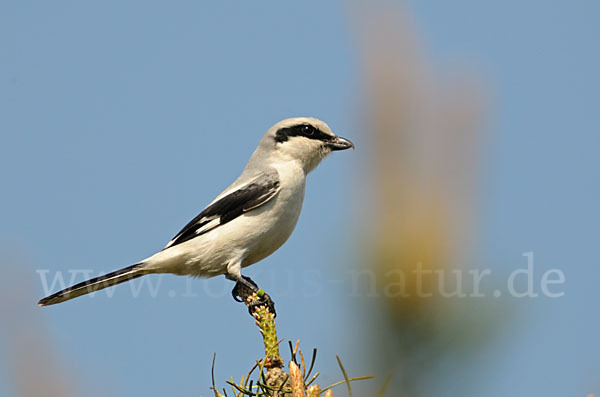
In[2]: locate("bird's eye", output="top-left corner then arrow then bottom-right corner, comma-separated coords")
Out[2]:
303,125 -> 314,136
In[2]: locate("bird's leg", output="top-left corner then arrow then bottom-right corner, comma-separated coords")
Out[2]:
227,274 -> 276,317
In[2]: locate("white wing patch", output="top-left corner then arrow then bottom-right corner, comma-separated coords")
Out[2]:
194,217 -> 221,235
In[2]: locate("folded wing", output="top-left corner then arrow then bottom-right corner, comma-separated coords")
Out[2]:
164,172 -> 280,249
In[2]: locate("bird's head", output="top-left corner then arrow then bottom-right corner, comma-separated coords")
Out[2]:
257,117 -> 354,174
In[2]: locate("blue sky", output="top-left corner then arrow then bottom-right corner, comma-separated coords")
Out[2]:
1,1 -> 598,396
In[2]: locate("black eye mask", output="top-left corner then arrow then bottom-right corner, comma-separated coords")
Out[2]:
274,124 -> 333,143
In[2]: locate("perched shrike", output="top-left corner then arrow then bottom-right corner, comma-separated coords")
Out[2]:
38,117 -> 354,315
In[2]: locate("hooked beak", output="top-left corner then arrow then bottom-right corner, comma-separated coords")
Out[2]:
327,136 -> 355,151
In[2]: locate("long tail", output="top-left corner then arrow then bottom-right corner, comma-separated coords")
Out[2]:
38,264 -> 148,306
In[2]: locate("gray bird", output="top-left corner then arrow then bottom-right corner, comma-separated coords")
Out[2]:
38,117 -> 354,314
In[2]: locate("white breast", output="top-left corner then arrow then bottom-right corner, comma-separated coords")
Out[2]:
241,161 -> 306,266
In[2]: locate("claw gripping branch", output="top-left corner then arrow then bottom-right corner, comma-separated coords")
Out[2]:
247,292 -> 283,368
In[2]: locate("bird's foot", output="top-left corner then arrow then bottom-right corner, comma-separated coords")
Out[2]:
248,289 -> 276,318
231,275 -> 258,302
230,275 -> 276,317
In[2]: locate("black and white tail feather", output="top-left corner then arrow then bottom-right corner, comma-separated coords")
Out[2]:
38,264 -> 149,306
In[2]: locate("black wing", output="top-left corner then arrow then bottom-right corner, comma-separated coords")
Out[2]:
164,173 -> 280,249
